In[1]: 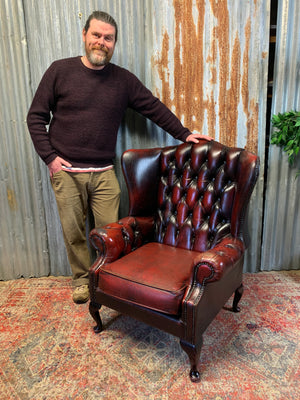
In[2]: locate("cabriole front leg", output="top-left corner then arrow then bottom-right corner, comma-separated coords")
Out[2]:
232,283 -> 244,312
89,302 -> 103,333
180,337 -> 203,382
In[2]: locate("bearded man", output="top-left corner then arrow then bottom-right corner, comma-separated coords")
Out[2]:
27,11 -> 211,303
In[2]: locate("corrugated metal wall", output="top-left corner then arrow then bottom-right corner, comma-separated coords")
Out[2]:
261,0 -> 300,270
0,0 -> 298,280
0,0 -> 51,279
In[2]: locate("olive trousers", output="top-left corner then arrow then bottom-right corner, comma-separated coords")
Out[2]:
51,169 -> 121,287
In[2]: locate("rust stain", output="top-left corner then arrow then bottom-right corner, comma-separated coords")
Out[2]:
7,188 -> 18,211
242,17 -> 258,153
153,0 -> 259,153
155,30 -> 172,104
245,99 -> 259,153
226,33 -> 241,147
209,0 -> 232,144
206,92 -> 216,138
242,18 -> 250,118
154,0 -> 206,132
173,0 -> 206,130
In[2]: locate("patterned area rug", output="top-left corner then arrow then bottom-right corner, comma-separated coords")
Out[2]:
0,271 -> 299,399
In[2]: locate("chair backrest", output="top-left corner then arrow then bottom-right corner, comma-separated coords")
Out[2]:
154,141 -> 259,252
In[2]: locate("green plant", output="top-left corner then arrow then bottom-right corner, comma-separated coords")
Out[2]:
271,110 -> 300,178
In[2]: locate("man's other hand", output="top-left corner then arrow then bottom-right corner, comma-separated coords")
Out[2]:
47,157 -> 72,178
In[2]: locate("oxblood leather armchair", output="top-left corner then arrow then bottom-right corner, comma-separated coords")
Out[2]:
88,140 -> 260,382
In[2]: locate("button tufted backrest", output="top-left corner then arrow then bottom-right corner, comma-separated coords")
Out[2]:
154,141 -> 259,252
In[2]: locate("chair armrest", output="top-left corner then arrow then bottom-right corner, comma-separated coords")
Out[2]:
89,222 -> 125,265
192,237 -> 245,285
89,216 -> 155,266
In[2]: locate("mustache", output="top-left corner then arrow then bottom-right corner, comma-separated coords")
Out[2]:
92,46 -> 108,53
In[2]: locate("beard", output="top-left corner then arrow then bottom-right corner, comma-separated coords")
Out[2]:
86,46 -> 112,67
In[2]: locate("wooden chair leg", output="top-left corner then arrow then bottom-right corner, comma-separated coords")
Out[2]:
180,337 -> 203,382
89,302 -> 103,333
232,283 -> 244,312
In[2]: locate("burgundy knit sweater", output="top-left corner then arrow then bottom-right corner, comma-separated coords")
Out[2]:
27,56 -> 191,168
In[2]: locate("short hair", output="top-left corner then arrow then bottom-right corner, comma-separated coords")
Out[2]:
84,11 -> 118,42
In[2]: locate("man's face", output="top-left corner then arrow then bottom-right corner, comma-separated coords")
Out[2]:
82,19 -> 116,69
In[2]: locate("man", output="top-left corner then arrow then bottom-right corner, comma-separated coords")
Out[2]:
27,11 -> 211,304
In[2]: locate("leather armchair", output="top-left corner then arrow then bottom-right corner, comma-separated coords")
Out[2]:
88,140 -> 260,382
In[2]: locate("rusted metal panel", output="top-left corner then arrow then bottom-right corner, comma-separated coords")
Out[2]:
152,0 -> 269,153
151,0 -> 269,271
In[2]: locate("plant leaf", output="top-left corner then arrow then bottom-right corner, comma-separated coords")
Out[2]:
270,110 -> 300,168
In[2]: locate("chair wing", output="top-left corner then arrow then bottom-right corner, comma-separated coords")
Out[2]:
121,147 -> 162,216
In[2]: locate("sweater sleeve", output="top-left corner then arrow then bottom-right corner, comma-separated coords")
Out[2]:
27,63 -> 58,165
126,72 -> 191,142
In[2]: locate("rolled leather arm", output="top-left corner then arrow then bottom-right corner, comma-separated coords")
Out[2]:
89,222 -> 126,265
89,216 -> 155,265
192,237 -> 245,285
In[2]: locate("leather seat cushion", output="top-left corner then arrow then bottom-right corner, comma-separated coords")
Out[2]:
98,242 -> 200,315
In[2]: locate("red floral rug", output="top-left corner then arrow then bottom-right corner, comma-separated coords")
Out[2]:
0,271 -> 299,399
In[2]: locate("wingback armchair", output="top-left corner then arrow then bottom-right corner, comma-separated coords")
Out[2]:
88,140 -> 260,382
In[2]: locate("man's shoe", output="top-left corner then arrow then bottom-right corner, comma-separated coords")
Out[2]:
72,285 -> 89,304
